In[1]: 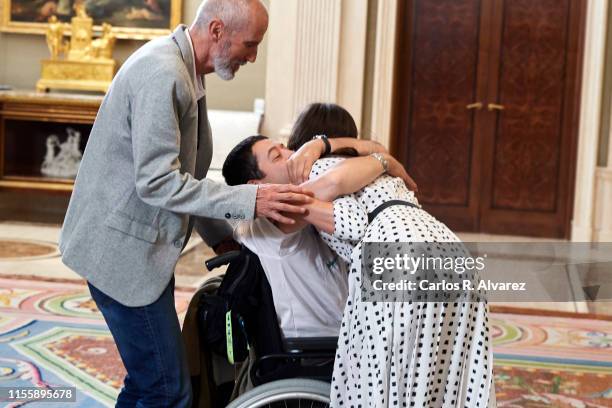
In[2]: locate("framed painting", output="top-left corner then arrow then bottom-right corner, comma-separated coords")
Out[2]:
1,0 -> 182,40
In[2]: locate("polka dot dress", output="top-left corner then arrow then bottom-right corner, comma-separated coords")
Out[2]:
311,157 -> 495,408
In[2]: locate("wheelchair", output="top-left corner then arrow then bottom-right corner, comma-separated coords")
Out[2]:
196,247 -> 339,408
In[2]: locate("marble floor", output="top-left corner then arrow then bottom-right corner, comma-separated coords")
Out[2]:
0,221 -> 216,289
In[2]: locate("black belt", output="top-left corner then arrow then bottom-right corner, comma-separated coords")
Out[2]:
367,200 -> 420,224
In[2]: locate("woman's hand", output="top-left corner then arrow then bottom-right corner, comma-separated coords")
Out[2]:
384,153 -> 418,192
287,140 -> 325,184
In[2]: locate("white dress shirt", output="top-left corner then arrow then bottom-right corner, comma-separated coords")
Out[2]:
235,219 -> 348,338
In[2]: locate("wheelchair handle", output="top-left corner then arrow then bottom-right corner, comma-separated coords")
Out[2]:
205,250 -> 242,271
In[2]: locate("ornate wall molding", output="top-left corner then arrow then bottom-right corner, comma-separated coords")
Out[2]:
369,0 -> 398,149
572,0 -> 609,241
292,0 -> 342,118
594,168 -> 612,241
262,0 -> 367,139
609,110 -> 612,165
337,0 -> 368,130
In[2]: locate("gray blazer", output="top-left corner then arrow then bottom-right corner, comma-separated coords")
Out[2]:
59,25 -> 258,307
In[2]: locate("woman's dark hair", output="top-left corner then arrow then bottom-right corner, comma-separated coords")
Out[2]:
222,135 -> 269,186
287,103 -> 359,155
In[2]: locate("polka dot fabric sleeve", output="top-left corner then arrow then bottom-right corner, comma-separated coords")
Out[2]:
332,195 -> 368,241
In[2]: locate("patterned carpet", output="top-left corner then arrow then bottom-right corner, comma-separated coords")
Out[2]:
0,277 -> 192,407
0,277 -> 610,407
491,312 -> 611,407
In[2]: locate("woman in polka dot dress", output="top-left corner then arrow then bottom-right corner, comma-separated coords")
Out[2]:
288,104 -> 495,408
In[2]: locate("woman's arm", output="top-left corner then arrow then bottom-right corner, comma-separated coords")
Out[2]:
275,155 -> 378,234
328,138 -> 387,156
300,153 -> 417,202
276,197 -> 334,234
277,154 -> 415,233
287,138 -> 388,184
300,155 -> 385,201
278,194 -> 369,243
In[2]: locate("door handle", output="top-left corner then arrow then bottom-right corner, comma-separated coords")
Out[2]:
488,103 -> 505,111
466,102 -> 483,110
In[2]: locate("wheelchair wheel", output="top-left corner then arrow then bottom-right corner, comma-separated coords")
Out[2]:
227,378 -> 331,408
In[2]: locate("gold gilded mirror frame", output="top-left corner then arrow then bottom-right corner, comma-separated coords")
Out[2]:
0,0 -> 182,40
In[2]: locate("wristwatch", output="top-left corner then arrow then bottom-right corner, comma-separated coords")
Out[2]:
312,134 -> 331,156
371,152 -> 388,173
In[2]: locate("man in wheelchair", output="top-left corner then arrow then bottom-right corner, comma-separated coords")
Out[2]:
224,135 -> 402,341
182,134 -> 407,407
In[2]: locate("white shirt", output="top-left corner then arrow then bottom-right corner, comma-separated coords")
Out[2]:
234,218 -> 349,338
185,28 -> 206,100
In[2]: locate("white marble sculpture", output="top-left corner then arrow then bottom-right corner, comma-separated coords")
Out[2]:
41,128 -> 83,179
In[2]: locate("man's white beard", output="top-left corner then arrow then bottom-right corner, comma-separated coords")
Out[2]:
214,41 -> 235,81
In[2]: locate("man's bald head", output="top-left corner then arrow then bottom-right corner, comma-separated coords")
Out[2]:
192,0 -> 268,34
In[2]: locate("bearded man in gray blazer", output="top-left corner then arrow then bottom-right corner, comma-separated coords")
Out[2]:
59,0 -> 311,406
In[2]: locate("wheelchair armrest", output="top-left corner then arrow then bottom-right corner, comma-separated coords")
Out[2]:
204,250 -> 242,271
283,337 -> 338,353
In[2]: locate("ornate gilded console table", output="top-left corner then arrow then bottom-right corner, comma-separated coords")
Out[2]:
0,90 -> 102,193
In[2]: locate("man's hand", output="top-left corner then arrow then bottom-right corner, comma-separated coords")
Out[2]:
255,184 -> 313,224
287,140 -> 325,184
384,153 -> 418,192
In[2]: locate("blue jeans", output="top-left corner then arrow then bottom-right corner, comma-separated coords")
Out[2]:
88,277 -> 192,408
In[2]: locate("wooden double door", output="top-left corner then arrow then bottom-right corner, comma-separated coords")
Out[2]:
394,0 -> 585,238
